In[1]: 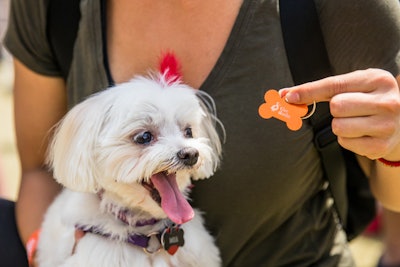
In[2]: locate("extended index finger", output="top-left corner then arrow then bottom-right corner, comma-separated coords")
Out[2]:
280,69 -> 381,105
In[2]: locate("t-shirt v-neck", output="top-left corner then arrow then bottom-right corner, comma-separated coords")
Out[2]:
99,0 -> 255,93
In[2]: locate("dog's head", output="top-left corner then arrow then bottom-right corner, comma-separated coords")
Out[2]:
47,54 -> 222,224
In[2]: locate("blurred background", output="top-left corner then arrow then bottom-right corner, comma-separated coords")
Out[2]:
0,0 -> 16,200
0,0 -> 387,266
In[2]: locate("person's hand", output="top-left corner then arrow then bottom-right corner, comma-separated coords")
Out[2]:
280,68 -> 400,161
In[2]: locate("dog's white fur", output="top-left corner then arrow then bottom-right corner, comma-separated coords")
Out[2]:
36,74 -> 222,267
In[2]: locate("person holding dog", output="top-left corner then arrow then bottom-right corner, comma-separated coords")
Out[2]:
2,0 -> 400,266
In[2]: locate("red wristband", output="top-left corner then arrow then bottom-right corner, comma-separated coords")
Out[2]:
26,229 -> 41,266
378,158 -> 400,167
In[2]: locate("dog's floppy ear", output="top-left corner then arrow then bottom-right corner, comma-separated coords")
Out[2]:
196,91 -> 224,173
46,95 -> 108,193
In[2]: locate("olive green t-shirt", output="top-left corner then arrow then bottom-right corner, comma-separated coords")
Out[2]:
4,0 -> 400,266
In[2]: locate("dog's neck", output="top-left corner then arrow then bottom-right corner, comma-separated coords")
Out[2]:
97,190 -> 162,228
73,190 -> 185,254
75,222 -> 184,255
104,201 -> 161,227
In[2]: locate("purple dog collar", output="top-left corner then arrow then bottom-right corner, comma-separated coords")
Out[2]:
92,192 -> 185,254
75,224 -> 185,255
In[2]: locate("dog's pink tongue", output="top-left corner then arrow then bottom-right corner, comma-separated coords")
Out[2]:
151,173 -> 194,224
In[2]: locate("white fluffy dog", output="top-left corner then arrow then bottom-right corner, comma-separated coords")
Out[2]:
36,54 -> 222,267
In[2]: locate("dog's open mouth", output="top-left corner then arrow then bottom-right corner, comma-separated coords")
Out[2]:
142,172 -> 194,224
142,180 -> 161,204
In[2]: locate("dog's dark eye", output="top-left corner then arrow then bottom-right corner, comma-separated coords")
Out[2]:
133,131 -> 153,145
184,127 -> 193,138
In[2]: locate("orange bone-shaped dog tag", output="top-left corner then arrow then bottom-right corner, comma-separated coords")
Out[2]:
258,90 -> 308,131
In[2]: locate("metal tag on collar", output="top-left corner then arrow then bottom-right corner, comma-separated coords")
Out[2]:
143,232 -> 162,254
161,225 -> 185,255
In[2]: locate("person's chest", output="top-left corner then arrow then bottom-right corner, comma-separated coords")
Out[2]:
106,0 -> 243,88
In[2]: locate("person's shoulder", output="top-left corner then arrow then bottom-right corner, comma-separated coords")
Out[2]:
4,0 -> 61,76
315,0 -> 400,16
7,0 -> 49,32
315,0 -> 400,75
315,0 -> 400,37
10,0 -> 48,15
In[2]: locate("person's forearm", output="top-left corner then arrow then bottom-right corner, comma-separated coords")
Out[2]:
370,161 -> 400,212
370,75 -> 400,211
16,168 -> 62,244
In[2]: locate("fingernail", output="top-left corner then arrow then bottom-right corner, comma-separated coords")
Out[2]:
285,92 -> 300,103
278,89 -> 288,98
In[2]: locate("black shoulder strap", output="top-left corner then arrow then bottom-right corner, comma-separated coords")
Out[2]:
47,0 -> 81,80
279,0 -> 348,226
279,0 -> 332,85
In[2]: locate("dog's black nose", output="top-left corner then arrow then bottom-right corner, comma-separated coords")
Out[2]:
177,148 -> 199,166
